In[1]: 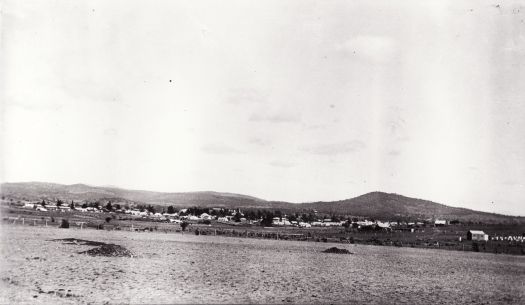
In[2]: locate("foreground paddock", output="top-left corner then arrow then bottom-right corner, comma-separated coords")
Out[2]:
1,225 -> 524,304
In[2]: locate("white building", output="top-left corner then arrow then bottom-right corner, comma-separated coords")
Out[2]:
200,213 -> 212,220
23,203 -> 35,209
434,220 -> 447,226
467,230 -> 489,241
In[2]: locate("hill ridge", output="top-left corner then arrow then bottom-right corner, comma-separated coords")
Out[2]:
1,182 -> 524,223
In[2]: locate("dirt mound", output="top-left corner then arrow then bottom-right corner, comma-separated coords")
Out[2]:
79,244 -> 133,257
322,247 -> 353,254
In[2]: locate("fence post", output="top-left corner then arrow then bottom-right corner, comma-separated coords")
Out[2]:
22,218 -> 25,225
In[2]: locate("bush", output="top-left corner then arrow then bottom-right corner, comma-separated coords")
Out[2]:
60,219 -> 70,228
323,247 -> 353,254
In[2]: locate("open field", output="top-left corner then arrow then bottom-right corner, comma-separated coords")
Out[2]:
1,225 -> 524,304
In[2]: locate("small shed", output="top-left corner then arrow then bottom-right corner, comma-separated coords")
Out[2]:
467,230 -> 489,241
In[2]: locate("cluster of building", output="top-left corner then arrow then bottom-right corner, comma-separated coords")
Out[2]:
23,202 -> 71,212
19,201 -> 454,230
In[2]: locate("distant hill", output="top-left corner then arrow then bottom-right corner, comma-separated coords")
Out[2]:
1,182 -> 523,224
0,182 -> 290,209
302,192 -> 523,224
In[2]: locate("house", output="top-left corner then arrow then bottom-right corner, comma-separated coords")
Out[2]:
434,220 -> 447,226
377,221 -> 391,229
467,230 -> 489,241
272,217 -> 291,226
356,220 -> 374,227
200,213 -> 212,220
217,217 -> 229,222
323,222 -> 342,227
23,203 -> 35,209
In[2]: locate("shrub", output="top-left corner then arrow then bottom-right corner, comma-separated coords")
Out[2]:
60,219 -> 69,228
323,247 -> 353,254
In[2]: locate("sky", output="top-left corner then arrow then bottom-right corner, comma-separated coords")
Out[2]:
2,0 -> 525,215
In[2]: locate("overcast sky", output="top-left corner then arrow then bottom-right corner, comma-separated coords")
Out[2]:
2,0 -> 525,215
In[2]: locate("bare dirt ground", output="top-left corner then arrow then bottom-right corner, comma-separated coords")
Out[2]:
1,225 -> 524,304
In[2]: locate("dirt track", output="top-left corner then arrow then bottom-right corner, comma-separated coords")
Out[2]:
1,225 -> 524,304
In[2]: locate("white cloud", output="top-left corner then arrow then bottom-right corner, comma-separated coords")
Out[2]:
201,143 -> 243,154
335,35 -> 397,63
301,140 -> 365,155
269,160 -> 295,168
225,88 -> 268,105
249,111 -> 300,123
